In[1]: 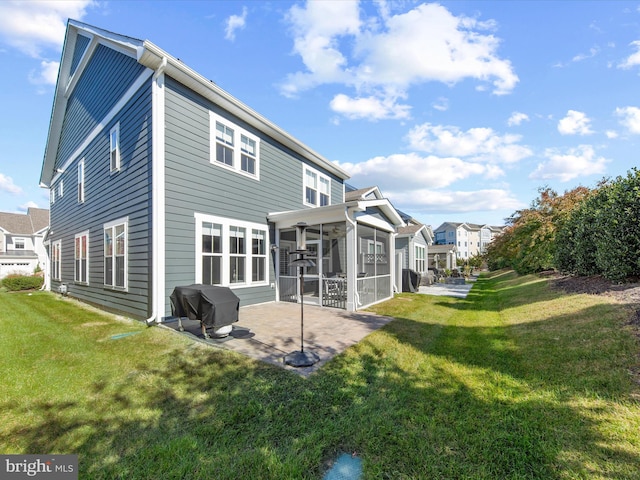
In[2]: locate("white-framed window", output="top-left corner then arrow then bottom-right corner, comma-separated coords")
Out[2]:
104,217 -> 127,290
209,111 -> 260,179
304,166 -> 331,207
50,188 -> 55,204
59,180 -> 63,198
14,238 -> 25,250
110,123 -> 120,172
415,245 -> 426,272
195,213 -> 268,288
52,240 -> 61,281
77,158 -> 85,203
74,231 -> 89,284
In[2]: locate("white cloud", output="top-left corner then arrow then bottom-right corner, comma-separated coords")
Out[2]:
282,1 -> 518,120
330,93 -> 410,120
28,60 -> 60,88
529,145 -> 609,182
338,153 -> 488,190
432,97 -> 449,112
605,130 -> 619,139
557,110 -> 594,135
571,46 -> 599,63
0,173 -> 23,194
406,123 -> 532,164
618,40 -> 640,69
615,106 -> 640,134
225,7 -> 248,41
0,1 -> 95,58
507,111 -> 529,126
388,188 -> 523,213
19,201 -> 40,212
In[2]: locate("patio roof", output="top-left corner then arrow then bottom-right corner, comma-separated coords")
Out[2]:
268,199 -> 405,230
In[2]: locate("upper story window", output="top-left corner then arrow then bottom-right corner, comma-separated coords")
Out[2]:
14,238 -> 25,250
59,180 -> 63,198
304,166 -> 331,207
110,123 -> 121,172
210,112 -> 260,179
50,188 -> 55,204
77,158 -> 85,203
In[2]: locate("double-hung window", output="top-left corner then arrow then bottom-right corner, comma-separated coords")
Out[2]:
240,134 -> 256,175
75,231 -> 89,284
215,122 -> 234,166
195,213 -> 268,287
104,218 -> 127,290
77,158 -> 85,203
52,240 -> 61,281
210,112 -> 260,178
202,222 -> 223,285
14,238 -> 25,250
415,245 -> 426,272
304,166 -> 331,207
110,123 -> 120,172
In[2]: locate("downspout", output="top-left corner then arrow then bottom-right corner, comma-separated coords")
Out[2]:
146,56 -> 167,326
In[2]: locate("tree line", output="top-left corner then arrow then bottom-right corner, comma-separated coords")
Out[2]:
485,168 -> 640,282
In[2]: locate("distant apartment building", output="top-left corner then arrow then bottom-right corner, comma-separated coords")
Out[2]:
433,222 -> 504,260
0,208 -> 49,279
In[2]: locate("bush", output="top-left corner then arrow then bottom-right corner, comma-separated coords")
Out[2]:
2,274 -> 44,291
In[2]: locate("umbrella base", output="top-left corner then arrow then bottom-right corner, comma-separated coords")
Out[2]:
284,350 -> 320,367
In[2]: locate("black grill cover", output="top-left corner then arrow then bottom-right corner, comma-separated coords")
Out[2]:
170,284 -> 240,328
402,269 -> 421,293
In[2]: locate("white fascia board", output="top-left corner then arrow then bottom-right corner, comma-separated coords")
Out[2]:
268,204 -> 354,229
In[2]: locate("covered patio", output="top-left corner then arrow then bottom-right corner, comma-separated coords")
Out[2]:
268,195 -> 404,312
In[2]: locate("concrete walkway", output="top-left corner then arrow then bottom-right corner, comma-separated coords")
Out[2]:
417,282 -> 474,298
161,302 -> 394,377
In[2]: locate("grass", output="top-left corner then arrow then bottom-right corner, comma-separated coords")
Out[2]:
1,271 -> 639,479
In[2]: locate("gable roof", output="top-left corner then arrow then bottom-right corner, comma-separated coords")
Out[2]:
345,186 -> 383,202
0,208 -> 49,235
41,20 -> 350,187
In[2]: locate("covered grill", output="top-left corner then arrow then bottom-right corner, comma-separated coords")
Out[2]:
170,284 -> 240,338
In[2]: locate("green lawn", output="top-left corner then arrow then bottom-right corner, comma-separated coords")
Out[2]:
1,271 -> 639,479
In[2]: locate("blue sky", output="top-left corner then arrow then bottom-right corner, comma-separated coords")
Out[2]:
1,1 -> 640,229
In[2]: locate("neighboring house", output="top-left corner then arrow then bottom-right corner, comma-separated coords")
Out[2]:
394,209 -> 433,279
0,208 -> 49,279
433,222 -> 504,259
40,20 -> 404,322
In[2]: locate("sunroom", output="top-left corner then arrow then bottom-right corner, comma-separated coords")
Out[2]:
268,196 -> 404,312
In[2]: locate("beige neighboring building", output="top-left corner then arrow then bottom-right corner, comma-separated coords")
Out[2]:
433,222 -> 505,260
0,208 -> 49,279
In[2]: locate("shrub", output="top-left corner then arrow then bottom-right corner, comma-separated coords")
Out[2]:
2,274 -> 44,291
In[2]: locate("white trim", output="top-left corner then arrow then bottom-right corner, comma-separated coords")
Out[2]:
194,212 -> 269,288
77,158 -> 85,203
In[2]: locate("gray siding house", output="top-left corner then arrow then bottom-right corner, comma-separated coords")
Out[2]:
40,20 -> 403,322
